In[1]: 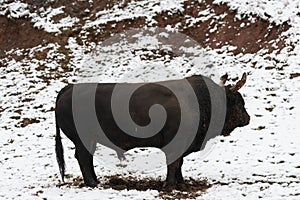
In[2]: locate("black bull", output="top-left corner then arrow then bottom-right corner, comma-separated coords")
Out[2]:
55,73 -> 250,188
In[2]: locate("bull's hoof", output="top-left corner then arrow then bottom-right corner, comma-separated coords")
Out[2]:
85,180 -> 99,187
162,181 -> 189,191
162,182 -> 175,192
177,182 -> 189,191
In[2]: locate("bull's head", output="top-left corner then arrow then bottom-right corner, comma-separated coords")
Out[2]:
219,73 -> 250,136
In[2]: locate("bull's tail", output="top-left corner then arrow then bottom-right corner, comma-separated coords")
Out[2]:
55,85 -> 72,182
55,113 -> 65,182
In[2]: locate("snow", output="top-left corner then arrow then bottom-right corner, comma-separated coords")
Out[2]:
1,1 -> 29,18
0,1 -> 79,32
213,0 -> 300,26
30,7 -> 80,32
1,0 -> 300,199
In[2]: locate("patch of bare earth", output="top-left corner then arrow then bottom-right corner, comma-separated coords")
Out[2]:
0,16 -> 68,59
54,173 -> 300,199
56,175 -> 211,199
78,0 -> 290,55
153,0 -> 289,55
0,0 -> 290,61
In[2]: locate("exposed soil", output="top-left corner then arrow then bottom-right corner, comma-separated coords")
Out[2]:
0,16 -> 68,59
0,0 -> 290,60
154,0 -> 289,54
56,175 -> 211,199
54,173 -> 300,199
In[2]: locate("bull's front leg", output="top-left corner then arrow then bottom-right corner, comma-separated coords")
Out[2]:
175,157 -> 189,189
163,157 -> 183,191
88,141 -> 99,183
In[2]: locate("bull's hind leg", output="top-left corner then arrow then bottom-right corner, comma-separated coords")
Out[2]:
75,143 -> 98,187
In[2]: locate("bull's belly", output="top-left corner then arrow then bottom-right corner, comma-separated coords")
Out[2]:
94,129 -> 166,151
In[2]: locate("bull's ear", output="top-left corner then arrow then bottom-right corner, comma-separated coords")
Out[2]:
219,73 -> 228,86
230,72 -> 247,93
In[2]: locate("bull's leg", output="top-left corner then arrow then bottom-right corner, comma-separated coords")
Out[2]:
175,157 -> 188,190
163,157 -> 182,190
75,144 -> 98,187
175,157 -> 184,183
89,142 -> 98,183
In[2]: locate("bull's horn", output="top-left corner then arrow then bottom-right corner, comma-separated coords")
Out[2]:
219,73 -> 228,86
230,72 -> 247,93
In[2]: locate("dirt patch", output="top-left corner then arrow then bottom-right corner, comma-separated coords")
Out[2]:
24,0 -> 119,20
52,0 -> 289,55
290,73 -> 300,79
83,17 -> 146,44
0,0 -> 290,60
0,16 -> 68,59
154,0 -> 289,54
79,0 -> 290,55
57,175 -> 211,199
20,118 -> 40,127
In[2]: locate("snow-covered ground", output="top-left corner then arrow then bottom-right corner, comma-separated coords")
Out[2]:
0,0 -> 300,199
